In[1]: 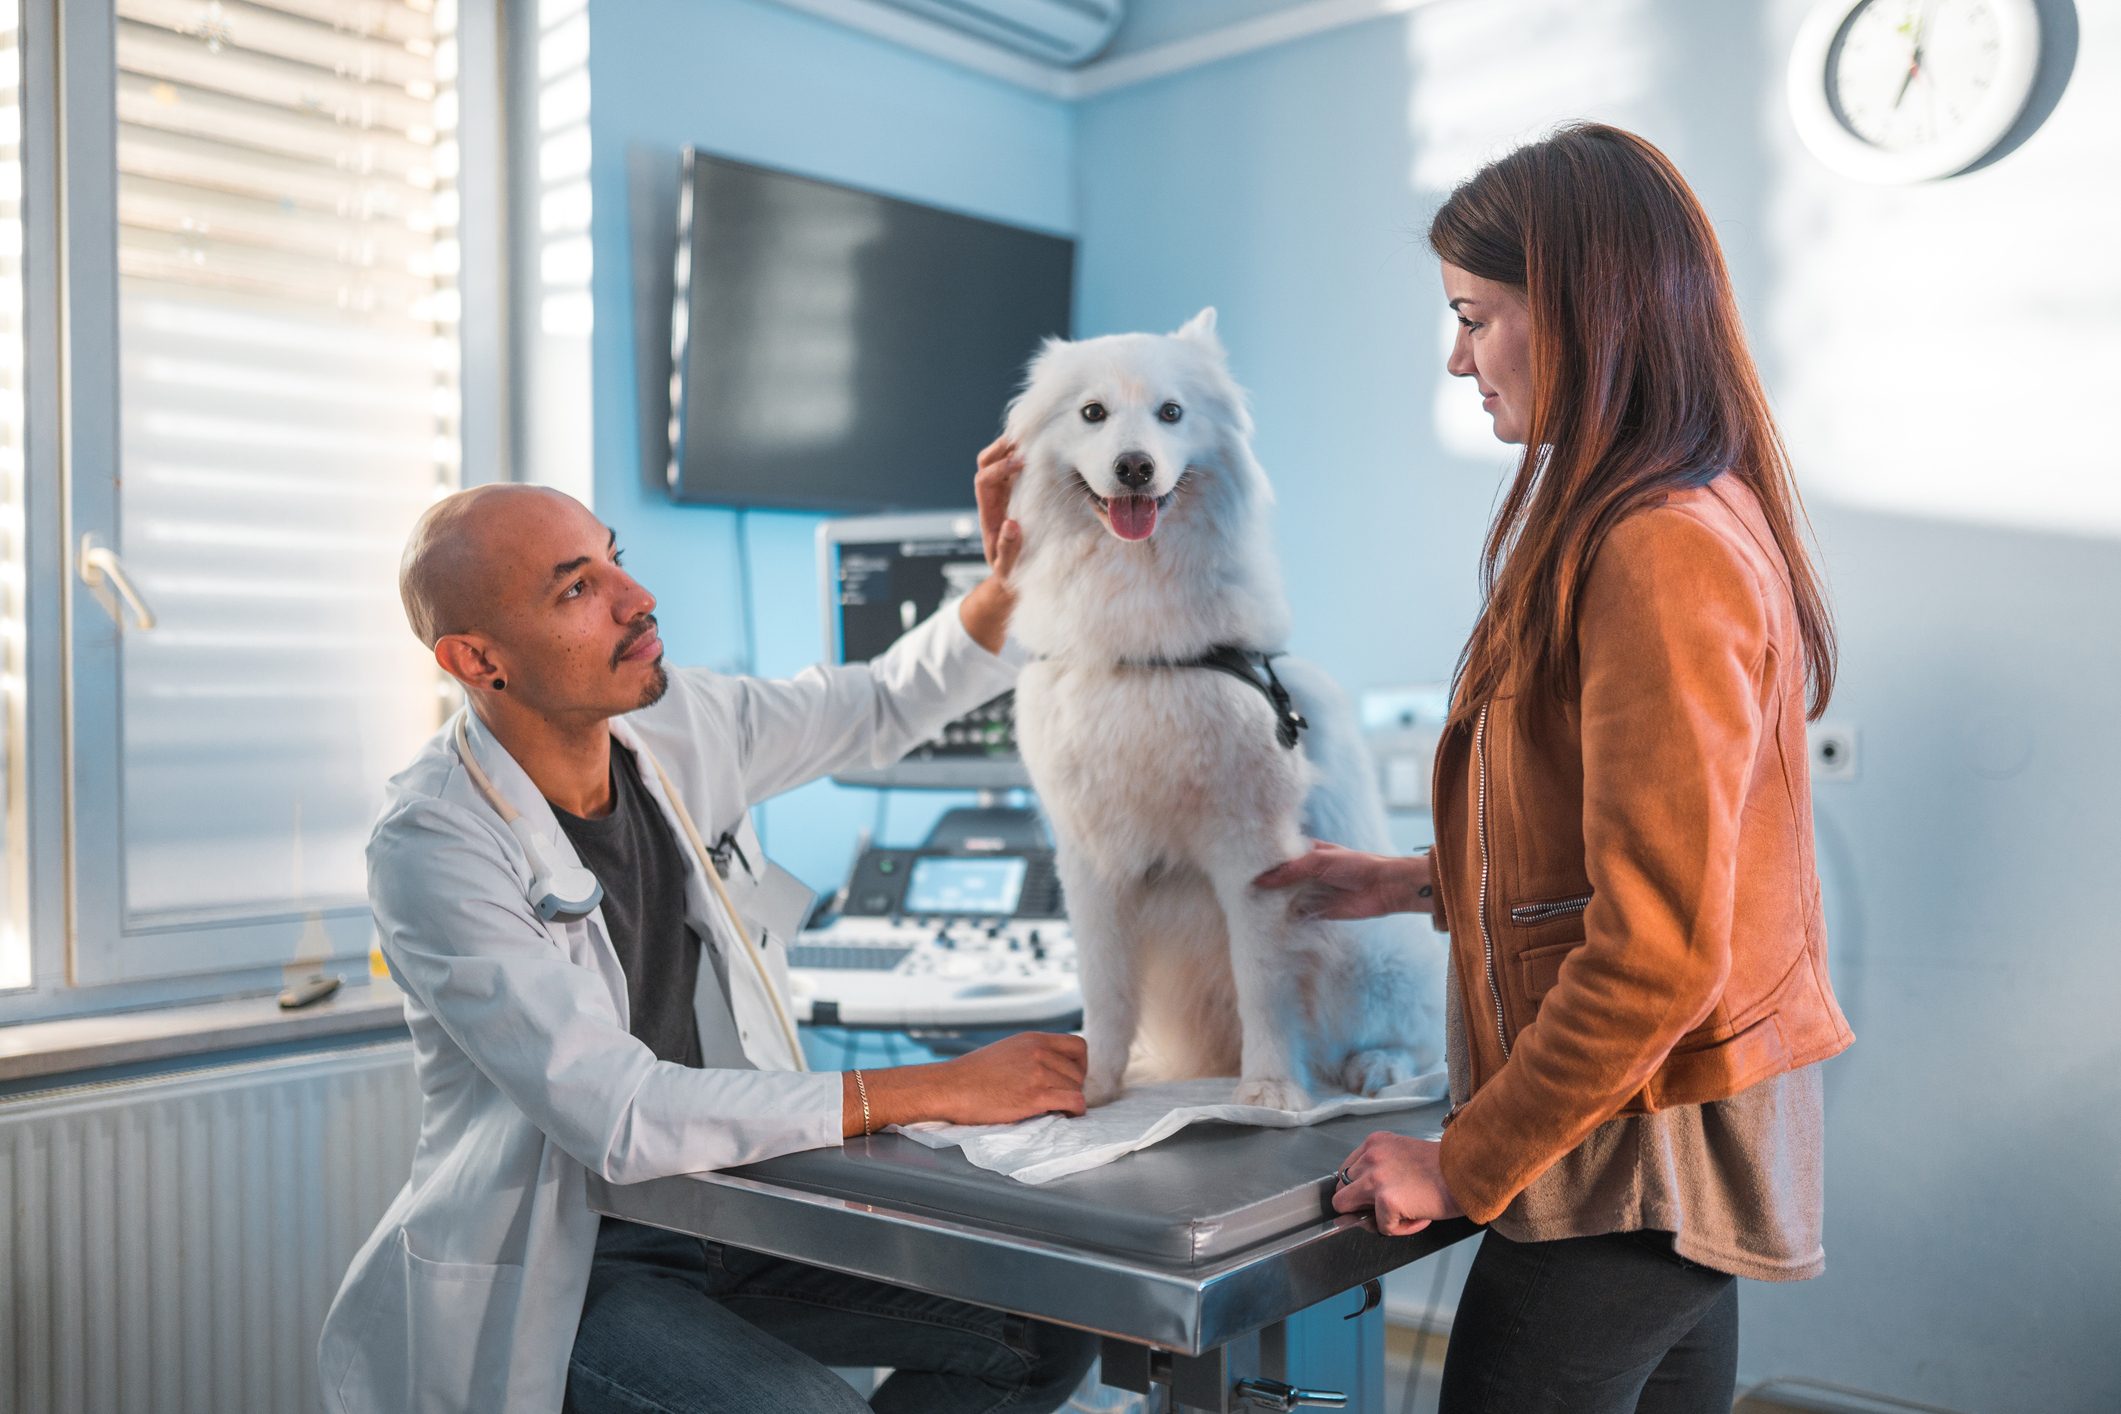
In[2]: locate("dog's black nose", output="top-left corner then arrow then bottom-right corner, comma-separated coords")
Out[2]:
1114,451 -> 1155,489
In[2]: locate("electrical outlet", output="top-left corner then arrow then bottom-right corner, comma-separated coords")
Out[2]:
1362,684 -> 1449,814
1810,723 -> 1857,781
1381,753 -> 1430,811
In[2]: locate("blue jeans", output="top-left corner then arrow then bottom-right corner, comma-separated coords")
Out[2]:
566,1218 -> 1099,1414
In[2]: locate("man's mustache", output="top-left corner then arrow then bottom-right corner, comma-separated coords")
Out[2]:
612,614 -> 658,669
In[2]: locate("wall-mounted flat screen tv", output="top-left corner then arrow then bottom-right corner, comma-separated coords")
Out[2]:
667,150 -> 1075,511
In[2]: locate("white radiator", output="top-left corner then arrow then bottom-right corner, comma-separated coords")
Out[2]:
0,1040 -> 420,1414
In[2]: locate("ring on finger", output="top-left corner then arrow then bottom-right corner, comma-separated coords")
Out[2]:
1335,1167 -> 1353,1187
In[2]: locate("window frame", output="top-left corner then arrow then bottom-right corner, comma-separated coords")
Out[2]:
0,0 -> 512,1021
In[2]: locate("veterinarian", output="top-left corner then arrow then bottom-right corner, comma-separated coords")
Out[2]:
1256,122 -> 1853,1413
318,444 -> 1099,1414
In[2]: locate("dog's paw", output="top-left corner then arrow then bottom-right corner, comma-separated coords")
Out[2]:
1084,1069 -> 1127,1108
1234,1076 -> 1313,1111
1340,1047 -> 1421,1097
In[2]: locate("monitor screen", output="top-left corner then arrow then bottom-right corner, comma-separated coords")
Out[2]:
834,536 -> 994,664
902,856 -> 1028,917
820,512 -> 1027,790
668,150 -> 1074,512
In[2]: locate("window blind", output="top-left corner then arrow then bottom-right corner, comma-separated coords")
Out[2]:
112,0 -> 458,919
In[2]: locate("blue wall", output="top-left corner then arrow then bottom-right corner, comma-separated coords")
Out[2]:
585,0 -> 1073,887
578,7 -> 1385,1392
1074,2 -> 2121,1410
1075,21 -> 1494,716
583,1 -> 2121,1406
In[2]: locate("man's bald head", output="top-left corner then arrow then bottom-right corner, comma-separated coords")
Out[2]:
403,483 -> 665,721
399,483 -> 591,648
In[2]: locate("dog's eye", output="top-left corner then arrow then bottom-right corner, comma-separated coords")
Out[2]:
1081,402 -> 1107,423
1158,402 -> 1183,424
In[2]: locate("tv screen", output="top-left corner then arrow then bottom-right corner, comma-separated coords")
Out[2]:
667,150 -> 1075,511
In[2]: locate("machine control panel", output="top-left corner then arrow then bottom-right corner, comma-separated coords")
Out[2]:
788,915 -> 1079,1029
792,846 -> 1076,1030
838,846 -> 1064,921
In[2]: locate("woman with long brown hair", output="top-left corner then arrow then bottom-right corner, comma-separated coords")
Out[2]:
1257,122 -> 1854,1411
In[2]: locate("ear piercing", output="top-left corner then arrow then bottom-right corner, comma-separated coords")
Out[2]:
492,678 -> 506,691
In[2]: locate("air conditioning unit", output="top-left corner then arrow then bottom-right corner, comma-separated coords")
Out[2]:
863,0 -> 1124,67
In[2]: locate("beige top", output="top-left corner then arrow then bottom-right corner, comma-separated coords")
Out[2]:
1446,955 -> 1825,1282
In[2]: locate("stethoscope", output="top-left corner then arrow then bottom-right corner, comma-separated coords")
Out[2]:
451,714 -> 807,1068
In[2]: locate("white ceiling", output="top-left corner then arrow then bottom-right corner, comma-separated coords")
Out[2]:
1100,0 -> 1326,63
773,0 -> 1450,99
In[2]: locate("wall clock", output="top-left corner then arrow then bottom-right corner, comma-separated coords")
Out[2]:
1787,0 -> 2045,181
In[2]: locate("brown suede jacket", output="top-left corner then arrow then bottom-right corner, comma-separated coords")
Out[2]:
1429,476 -> 1854,1226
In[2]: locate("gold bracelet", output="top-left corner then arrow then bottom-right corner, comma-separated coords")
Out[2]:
854,1068 -> 873,1137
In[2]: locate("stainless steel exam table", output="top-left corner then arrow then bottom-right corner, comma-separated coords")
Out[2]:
588,1100 -> 1479,1413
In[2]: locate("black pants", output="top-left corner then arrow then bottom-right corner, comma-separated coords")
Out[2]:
1438,1229 -> 1738,1414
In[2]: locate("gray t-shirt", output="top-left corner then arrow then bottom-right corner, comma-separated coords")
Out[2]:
553,743 -> 751,1071
1445,951 -> 1822,1280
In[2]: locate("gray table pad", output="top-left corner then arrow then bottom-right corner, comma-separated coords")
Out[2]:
717,1099 -> 1451,1268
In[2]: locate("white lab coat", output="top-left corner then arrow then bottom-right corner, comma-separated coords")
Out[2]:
317,607 -> 1019,1414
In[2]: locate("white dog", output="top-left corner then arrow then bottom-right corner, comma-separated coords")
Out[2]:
1003,309 -> 1445,1110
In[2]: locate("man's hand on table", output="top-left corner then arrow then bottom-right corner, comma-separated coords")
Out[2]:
843,1031 -> 1088,1137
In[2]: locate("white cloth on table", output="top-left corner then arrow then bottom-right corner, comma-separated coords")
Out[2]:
892,1072 -> 1450,1185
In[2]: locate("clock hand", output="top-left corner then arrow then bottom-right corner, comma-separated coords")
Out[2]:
1895,0 -> 1930,109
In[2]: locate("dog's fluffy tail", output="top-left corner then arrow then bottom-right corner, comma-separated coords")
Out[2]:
1273,657 -> 1394,854
1277,655 -> 1450,1075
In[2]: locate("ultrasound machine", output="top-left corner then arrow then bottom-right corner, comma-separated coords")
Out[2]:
787,512 -> 1081,1033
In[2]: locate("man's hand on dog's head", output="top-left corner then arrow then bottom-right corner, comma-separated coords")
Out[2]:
975,434 -> 1025,569
1252,842 -> 1436,921
960,436 -> 1025,653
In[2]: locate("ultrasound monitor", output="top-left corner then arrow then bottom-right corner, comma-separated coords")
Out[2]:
818,512 -> 1029,790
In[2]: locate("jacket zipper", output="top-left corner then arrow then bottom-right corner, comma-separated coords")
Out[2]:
1509,893 -> 1593,925
1475,705 -> 1510,1062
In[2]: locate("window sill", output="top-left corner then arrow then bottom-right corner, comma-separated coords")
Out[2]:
0,978 -> 410,1085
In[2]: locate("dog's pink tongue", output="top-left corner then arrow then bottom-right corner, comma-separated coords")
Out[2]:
1108,494 -> 1159,541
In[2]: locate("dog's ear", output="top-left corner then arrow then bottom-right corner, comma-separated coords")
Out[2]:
1002,335 -> 1070,442
1174,307 -> 1222,349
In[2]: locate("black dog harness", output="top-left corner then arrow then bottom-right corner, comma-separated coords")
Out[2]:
1129,646 -> 1309,750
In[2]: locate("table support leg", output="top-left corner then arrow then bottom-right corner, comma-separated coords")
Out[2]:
1258,1320 -> 1287,1384
1101,1328 -> 1308,1412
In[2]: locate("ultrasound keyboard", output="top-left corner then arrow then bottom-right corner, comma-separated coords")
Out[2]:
788,915 -> 1079,1029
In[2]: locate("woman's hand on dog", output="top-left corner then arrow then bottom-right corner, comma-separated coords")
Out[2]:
1251,841 -> 1435,920
1332,1132 -> 1464,1236
959,436 -> 1026,652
